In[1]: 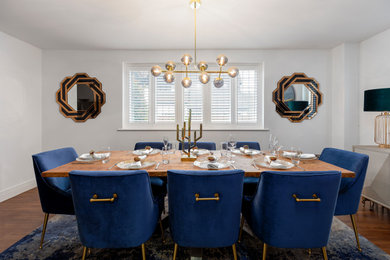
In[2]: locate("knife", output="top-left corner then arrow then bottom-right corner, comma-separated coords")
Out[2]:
155,162 -> 161,170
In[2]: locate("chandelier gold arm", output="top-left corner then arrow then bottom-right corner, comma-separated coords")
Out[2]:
162,70 -> 229,74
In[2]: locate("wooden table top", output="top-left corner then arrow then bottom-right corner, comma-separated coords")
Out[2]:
42,150 -> 355,178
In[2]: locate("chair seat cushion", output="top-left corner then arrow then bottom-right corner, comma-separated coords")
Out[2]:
244,177 -> 259,184
150,177 -> 164,186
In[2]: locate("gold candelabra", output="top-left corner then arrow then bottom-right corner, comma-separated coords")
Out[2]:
176,109 -> 203,161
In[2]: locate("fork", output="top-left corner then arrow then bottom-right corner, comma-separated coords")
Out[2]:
230,163 -> 237,169
252,161 -> 259,170
107,162 -> 118,170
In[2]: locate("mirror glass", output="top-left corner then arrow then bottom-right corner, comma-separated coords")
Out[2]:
284,84 -> 312,111
68,84 -> 94,112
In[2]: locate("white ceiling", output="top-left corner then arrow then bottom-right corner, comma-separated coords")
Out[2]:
1,0 -> 390,50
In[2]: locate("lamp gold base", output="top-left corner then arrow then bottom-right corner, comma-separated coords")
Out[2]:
181,155 -> 197,161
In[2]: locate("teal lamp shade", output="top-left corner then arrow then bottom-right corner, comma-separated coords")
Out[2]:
364,88 -> 390,111
364,88 -> 390,148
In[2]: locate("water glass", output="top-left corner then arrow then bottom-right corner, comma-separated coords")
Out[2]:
161,147 -> 169,165
291,147 -> 302,165
101,146 -> 111,164
163,136 -> 169,150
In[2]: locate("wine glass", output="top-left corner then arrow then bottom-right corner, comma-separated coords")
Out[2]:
163,136 -> 169,150
227,135 -> 236,163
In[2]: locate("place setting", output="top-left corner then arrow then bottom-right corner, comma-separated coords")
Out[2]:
73,149 -> 111,164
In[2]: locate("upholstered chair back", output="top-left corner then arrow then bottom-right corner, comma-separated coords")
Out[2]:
134,142 -> 166,150
32,147 -> 77,213
178,142 -> 216,150
245,171 -> 341,249
221,141 -> 261,150
69,170 -> 159,249
167,169 -> 244,248
319,148 -> 369,215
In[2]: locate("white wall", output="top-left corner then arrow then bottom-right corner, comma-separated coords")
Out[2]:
360,28 -> 390,145
0,32 -> 42,202
330,43 -> 360,150
42,49 -> 331,154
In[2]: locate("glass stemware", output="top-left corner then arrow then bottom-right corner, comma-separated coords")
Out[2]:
163,136 -> 169,150
291,147 -> 302,166
227,135 -> 236,163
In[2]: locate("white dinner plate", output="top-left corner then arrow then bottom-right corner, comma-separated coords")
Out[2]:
116,160 -> 156,170
282,152 -> 317,160
232,149 -> 262,156
255,159 -> 294,170
132,149 -> 160,156
193,160 -> 230,170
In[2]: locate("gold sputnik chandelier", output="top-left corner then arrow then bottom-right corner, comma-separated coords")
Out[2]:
150,0 -> 239,88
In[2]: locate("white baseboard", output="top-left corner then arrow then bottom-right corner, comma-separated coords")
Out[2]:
0,179 -> 37,203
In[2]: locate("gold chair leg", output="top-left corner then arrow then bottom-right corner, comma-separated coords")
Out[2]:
238,216 -> 245,243
232,244 -> 238,260
159,218 -> 165,244
141,243 -> 146,260
81,246 -> 87,260
173,243 -> 178,260
39,213 -> 49,249
322,246 -> 328,260
262,243 -> 267,260
350,214 -> 362,251
308,248 -> 312,255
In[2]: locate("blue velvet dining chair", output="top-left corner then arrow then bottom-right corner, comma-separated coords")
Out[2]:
134,142 -> 166,150
178,141 -> 216,150
167,169 -> 244,260
69,170 -> 162,260
241,171 -> 341,260
32,147 -> 78,249
319,148 -> 369,251
221,141 -> 261,150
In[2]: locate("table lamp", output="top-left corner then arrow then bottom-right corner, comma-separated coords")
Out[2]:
364,88 -> 390,148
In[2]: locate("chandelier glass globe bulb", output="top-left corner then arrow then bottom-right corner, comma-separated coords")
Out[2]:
227,67 -> 239,78
199,71 -> 210,84
181,54 -> 193,66
182,77 -> 192,88
151,65 -> 162,77
216,55 -> 228,66
165,61 -> 176,71
164,71 -> 175,83
213,77 -> 224,88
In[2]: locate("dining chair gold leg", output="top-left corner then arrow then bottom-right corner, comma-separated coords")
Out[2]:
308,248 -> 312,256
262,243 -> 267,260
87,248 -> 91,256
39,213 -> 49,249
159,218 -> 165,244
321,246 -> 328,260
350,214 -> 362,251
173,243 -> 178,260
232,243 -> 238,260
238,216 -> 245,243
141,243 -> 146,260
81,246 -> 87,260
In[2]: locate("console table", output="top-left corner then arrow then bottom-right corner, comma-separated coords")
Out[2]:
353,145 -> 390,209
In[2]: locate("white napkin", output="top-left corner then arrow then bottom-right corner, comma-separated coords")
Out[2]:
79,153 -> 110,160
283,151 -> 297,157
207,162 -> 219,169
300,153 -> 316,159
239,147 -> 253,155
264,156 -> 284,168
143,148 -> 153,155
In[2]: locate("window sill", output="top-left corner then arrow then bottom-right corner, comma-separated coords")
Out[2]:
117,128 -> 270,131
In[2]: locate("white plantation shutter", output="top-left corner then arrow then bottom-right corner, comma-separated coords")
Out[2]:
211,73 -> 231,122
129,71 -> 149,122
183,74 -> 203,121
155,76 -> 175,122
237,69 -> 257,122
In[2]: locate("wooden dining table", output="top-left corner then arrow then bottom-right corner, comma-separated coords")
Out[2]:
42,150 -> 355,178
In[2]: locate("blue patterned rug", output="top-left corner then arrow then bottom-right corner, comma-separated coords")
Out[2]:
1,214 -> 389,260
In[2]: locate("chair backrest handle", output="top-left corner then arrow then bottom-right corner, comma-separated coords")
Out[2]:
195,193 -> 220,201
292,194 -> 321,202
90,193 -> 118,203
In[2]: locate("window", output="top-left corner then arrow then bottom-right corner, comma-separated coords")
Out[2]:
123,63 -> 263,130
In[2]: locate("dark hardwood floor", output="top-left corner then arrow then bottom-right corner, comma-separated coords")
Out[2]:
1,188 -> 390,254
